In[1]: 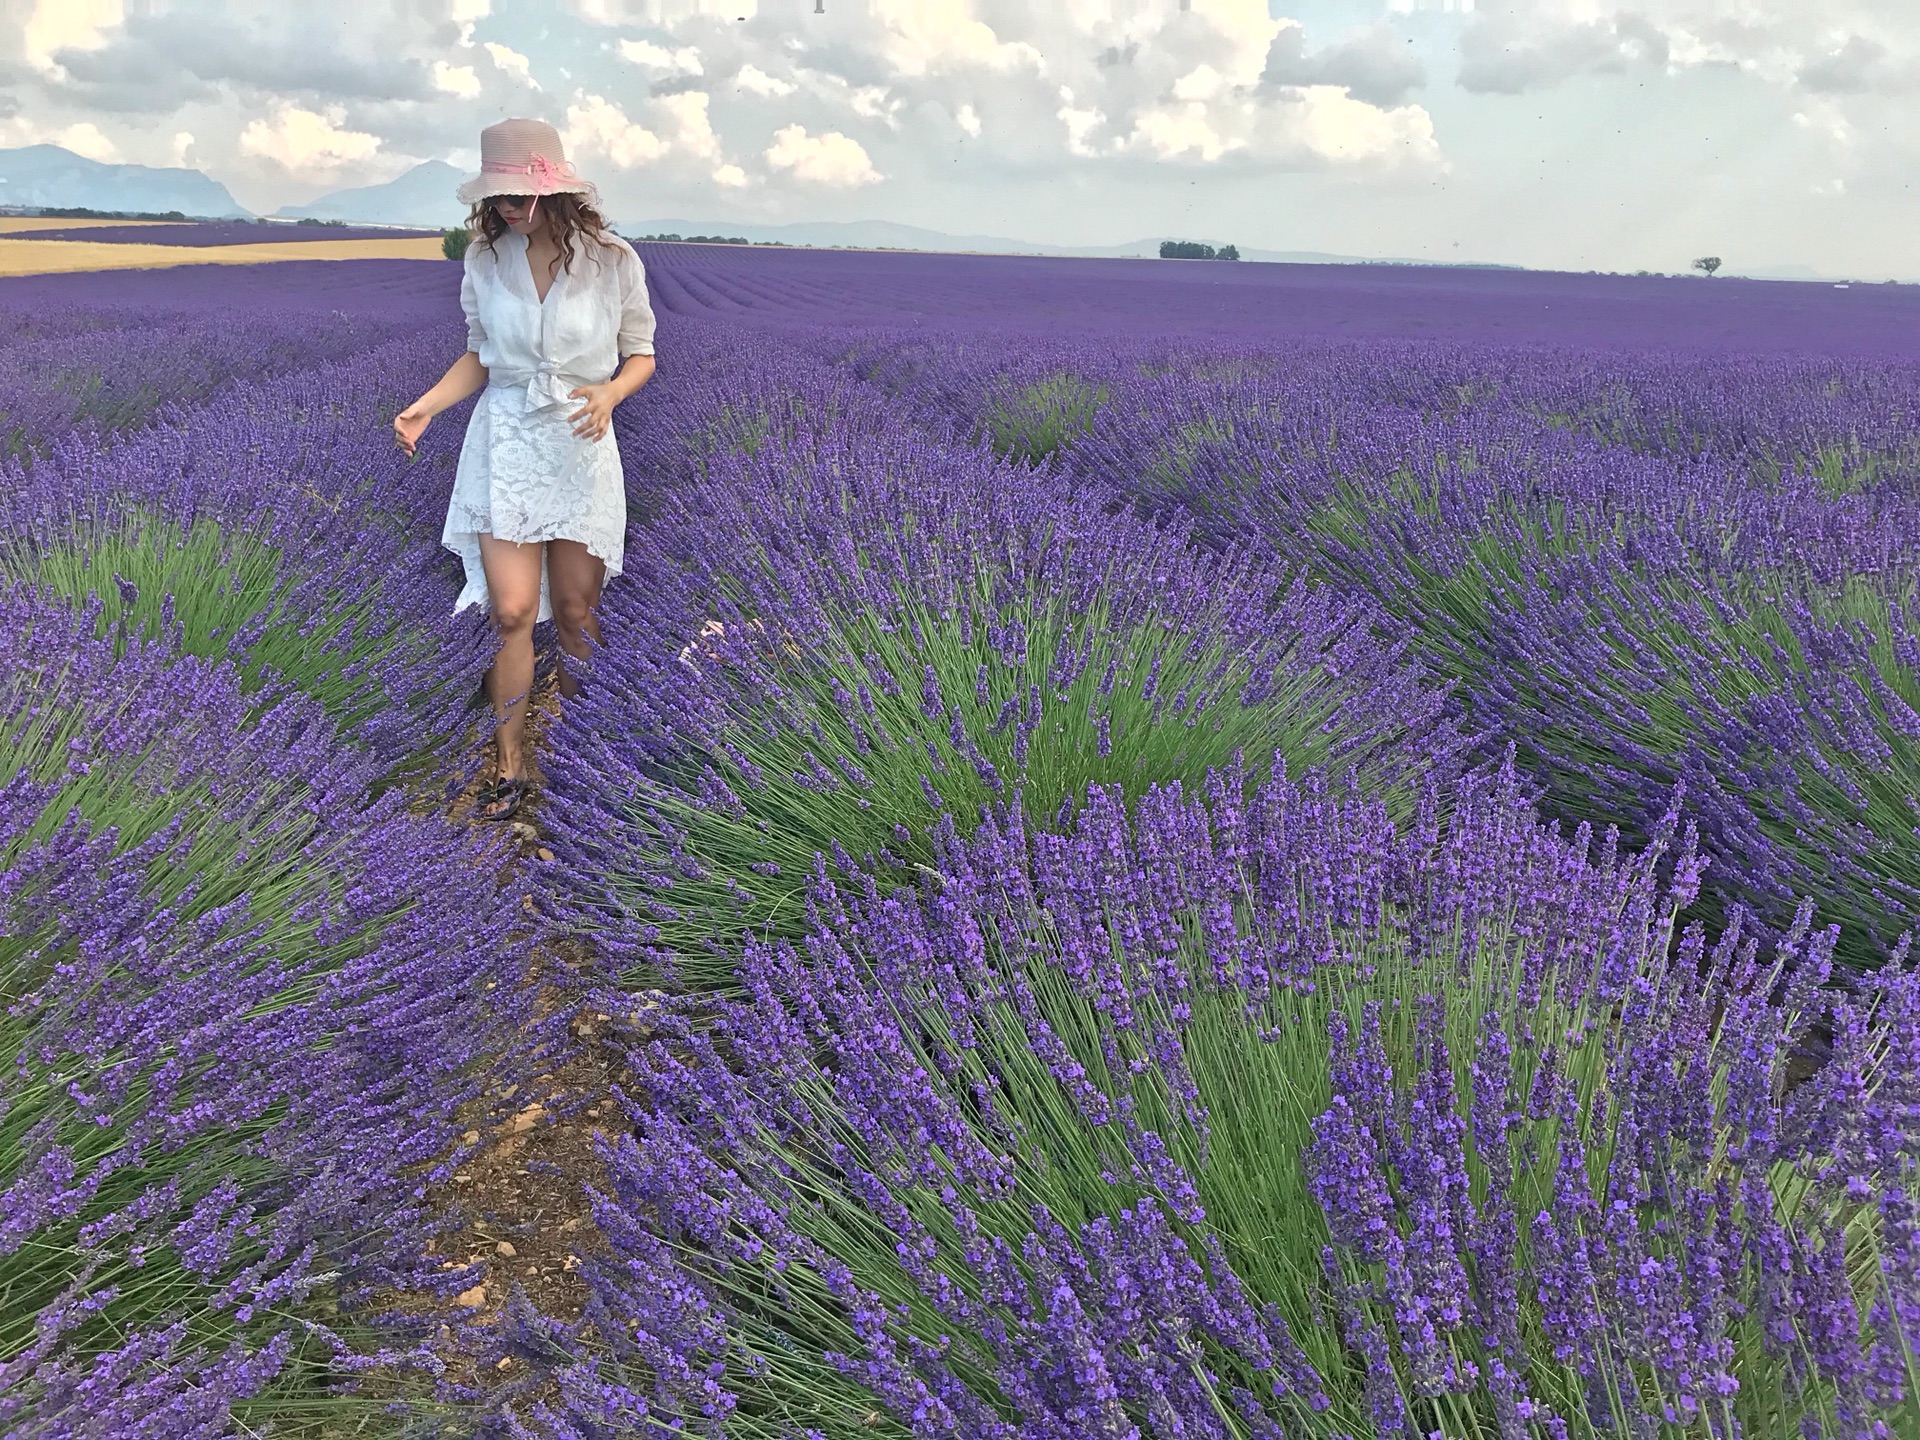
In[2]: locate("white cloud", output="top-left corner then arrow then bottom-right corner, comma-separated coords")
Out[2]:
870,0 -> 1044,77
53,122 -> 119,163
168,131 -> 195,167
23,0 -> 124,75
765,124 -> 882,186
1793,102 -> 1852,149
433,61 -> 482,98
656,90 -> 723,160
617,39 -> 703,76
1057,88 -> 1105,158
563,87 -> 749,183
735,63 -> 795,98
1089,78 -> 1441,171
1290,84 -> 1441,164
564,92 -> 666,168
566,0 -> 726,23
239,105 -> 383,174
568,0 -> 625,22
850,86 -> 902,126
1262,21 -> 1428,108
956,102 -> 981,137
449,0 -> 489,45
484,42 -> 539,88
1128,104 -> 1237,163
1451,2 -> 1919,95
1172,64 -> 1231,104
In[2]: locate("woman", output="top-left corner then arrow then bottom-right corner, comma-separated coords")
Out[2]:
394,117 -> 656,822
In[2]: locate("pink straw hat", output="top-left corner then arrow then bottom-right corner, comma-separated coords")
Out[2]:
456,117 -> 596,216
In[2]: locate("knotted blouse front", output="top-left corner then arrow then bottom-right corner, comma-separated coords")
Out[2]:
459,228 -> 656,414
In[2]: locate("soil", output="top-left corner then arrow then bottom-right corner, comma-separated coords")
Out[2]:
420,676 -> 639,1407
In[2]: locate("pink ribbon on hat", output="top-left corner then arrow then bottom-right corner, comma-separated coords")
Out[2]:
483,150 -> 578,223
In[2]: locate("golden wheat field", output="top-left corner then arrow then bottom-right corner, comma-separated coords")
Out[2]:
0,234 -> 446,275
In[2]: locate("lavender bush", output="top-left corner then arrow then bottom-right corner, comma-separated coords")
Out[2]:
0,270 -> 534,1434
1,326 -> 492,771
539,386 -> 1461,986
0,585 -> 534,1434
1293,480 -> 1920,964
523,758 -> 1919,1438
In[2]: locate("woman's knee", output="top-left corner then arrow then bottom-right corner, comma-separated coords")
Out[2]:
491,590 -> 541,634
550,588 -> 597,634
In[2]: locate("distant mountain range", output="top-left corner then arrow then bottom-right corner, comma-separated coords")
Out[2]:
0,144 -> 247,218
0,143 -> 1855,282
272,160 -> 467,229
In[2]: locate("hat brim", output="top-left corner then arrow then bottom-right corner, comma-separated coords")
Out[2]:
456,175 -> 598,206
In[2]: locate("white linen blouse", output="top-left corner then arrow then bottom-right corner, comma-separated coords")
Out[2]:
440,229 -> 656,623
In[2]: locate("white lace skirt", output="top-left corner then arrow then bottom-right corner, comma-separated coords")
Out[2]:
441,383 -> 627,623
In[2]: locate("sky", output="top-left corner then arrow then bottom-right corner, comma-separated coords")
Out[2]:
4,0 -> 1918,277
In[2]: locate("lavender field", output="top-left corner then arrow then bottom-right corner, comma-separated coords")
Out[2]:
4,245 -> 1919,1440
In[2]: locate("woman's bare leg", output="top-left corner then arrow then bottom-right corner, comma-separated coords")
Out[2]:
477,534 -> 545,804
546,539 -> 606,701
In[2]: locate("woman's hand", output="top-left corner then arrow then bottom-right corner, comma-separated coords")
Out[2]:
567,383 -> 618,443
393,402 -> 432,457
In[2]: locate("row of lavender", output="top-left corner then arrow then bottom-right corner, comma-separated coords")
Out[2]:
0,268 -> 544,1435
510,272 -> 1920,1440
851,334 -> 1920,972
0,261 -> 454,465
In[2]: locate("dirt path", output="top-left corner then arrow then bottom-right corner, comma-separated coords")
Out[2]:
421,680 -> 639,1409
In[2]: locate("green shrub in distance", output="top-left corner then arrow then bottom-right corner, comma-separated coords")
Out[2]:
442,226 -> 471,260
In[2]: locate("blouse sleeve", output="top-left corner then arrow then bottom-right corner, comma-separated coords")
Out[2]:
459,255 -> 487,353
616,246 -> 656,357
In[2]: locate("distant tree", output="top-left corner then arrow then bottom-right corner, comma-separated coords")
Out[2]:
1693,256 -> 1722,277
1160,240 -> 1216,260
1217,243 -> 1240,261
442,227 -> 471,261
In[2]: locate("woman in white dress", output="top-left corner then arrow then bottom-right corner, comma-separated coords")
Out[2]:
393,118 -> 656,821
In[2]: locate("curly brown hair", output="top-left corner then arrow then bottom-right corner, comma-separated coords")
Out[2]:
465,192 -> 622,276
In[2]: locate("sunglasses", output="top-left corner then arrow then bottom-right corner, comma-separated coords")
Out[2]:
492,195 -> 534,209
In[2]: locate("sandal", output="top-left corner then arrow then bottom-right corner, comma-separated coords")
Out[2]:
474,776 -> 531,822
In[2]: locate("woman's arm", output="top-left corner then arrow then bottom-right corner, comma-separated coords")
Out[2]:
393,351 -> 488,457
566,352 -> 656,442
610,352 -> 656,401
